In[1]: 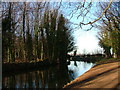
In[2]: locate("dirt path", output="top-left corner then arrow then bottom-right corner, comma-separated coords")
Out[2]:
63,61 -> 120,89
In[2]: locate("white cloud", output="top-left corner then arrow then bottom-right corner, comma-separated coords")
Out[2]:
73,29 -> 103,54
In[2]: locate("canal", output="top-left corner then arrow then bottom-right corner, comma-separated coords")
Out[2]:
2,61 -> 95,88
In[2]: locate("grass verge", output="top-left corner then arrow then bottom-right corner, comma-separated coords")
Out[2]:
94,58 -> 120,67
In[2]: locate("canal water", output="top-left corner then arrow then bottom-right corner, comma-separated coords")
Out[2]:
2,61 -> 94,88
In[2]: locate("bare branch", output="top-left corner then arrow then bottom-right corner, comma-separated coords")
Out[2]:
80,0 -> 113,26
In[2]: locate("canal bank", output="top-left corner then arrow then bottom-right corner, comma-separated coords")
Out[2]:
63,61 -> 120,89
2,59 -> 53,74
2,55 -> 103,74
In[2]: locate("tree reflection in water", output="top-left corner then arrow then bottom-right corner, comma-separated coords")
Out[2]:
2,61 -> 94,88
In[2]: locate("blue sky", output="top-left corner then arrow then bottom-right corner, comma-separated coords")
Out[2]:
61,2 -> 103,54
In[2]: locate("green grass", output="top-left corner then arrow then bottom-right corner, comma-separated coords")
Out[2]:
95,58 -> 120,65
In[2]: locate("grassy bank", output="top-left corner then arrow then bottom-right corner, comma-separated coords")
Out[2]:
94,58 -> 120,67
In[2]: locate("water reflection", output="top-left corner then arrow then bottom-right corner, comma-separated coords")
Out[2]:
3,61 -> 94,88
68,61 -> 94,80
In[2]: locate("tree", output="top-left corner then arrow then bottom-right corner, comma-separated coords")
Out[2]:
98,28 -> 112,58
2,2 -> 75,64
2,3 -> 16,62
97,2 -> 120,58
25,14 -> 33,61
56,14 -> 75,64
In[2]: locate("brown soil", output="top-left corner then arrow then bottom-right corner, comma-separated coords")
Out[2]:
63,61 -> 120,89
